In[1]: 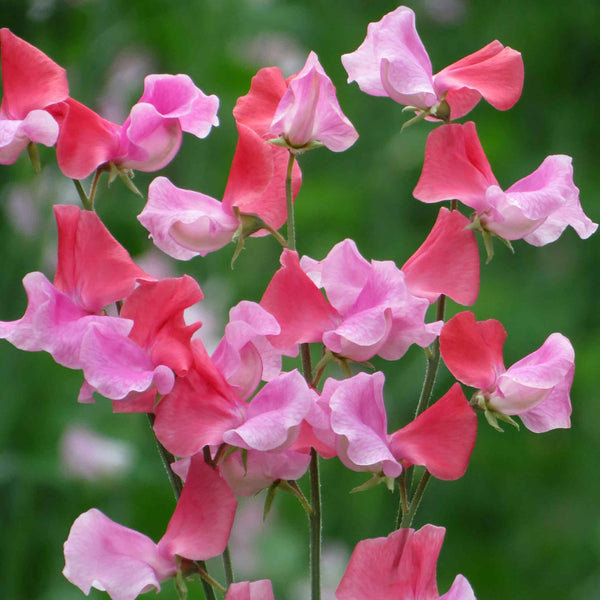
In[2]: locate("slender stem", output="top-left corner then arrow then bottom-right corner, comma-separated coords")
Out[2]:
309,448 -> 322,600
399,470 -> 432,529
72,179 -> 93,211
301,343 -> 313,384
395,471 -> 409,528
281,480 -> 313,516
193,563 -> 226,594
285,151 -> 296,251
146,414 -> 183,500
88,168 -> 103,206
222,546 -> 234,587
261,220 -> 288,247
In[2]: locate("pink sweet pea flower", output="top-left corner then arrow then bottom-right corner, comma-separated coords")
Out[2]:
51,73 -> 218,179
300,240 -> 442,362
79,276 -> 202,402
323,373 -> 476,481
401,207 -> 479,305
225,580 -> 275,600
440,311 -> 574,432
336,524 -> 476,600
63,456 -> 237,600
342,6 -> 523,121
269,51 -> 358,152
414,122 -> 598,245
0,28 -> 69,164
0,205 -> 149,369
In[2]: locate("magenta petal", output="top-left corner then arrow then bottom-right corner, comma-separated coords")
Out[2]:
402,207 -> 480,306
0,28 -> 68,119
137,73 -> 219,138
140,176 -> 238,259
440,311 -> 507,391
223,370 -> 313,452
389,383 -> 477,480
342,6 -> 435,107
438,575 -> 477,600
434,41 -> 524,118
225,580 -> 275,600
261,249 -> 339,349
270,51 -> 358,152
54,204 -> 151,312
336,525 -> 445,600
63,508 -> 176,600
413,122 -> 498,211
159,455 -> 237,561
325,372 -> 402,477
220,449 -> 311,496
80,325 -> 175,400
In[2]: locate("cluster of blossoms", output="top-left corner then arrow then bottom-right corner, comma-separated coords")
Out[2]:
1,5 -> 595,600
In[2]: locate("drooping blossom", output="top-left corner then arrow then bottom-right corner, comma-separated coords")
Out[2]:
261,244 -> 441,363
440,311 -> 574,432
50,74 -> 219,179
336,524 -> 476,600
63,456 -> 237,600
342,5 -> 523,121
0,205 -> 149,370
414,122 -> 597,245
79,276 -> 203,402
401,207 -> 479,305
322,372 -> 477,481
0,28 -> 69,164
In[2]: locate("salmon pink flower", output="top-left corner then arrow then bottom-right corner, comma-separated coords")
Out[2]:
414,122 -> 597,246
0,28 -> 69,164
336,524 -> 476,600
440,311 -> 574,432
63,456 -> 237,600
342,6 -> 523,122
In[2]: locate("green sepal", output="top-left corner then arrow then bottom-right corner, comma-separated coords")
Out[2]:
350,473 -> 394,494
27,142 -> 41,174
263,482 -> 278,521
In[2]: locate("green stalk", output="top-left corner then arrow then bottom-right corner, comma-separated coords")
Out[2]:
309,448 -> 322,600
222,545 -> 234,587
399,470 -> 431,529
285,151 -> 296,250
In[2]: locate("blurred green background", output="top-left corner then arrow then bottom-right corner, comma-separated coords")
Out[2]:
1,0 -> 599,598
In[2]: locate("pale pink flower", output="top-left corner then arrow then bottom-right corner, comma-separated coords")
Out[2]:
0,28 -> 68,164
440,311 -> 574,432
342,6 -> 523,121
63,456 -> 237,600
414,122 -> 597,245
226,580 -> 275,600
336,524 -> 476,600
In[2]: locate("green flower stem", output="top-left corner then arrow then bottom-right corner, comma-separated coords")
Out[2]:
399,470 -> 431,529
395,471 -> 409,528
222,545 -> 234,588
146,415 -> 217,600
285,151 -> 296,251
309,448 -> 322,600
88,168 -> 103,206
72,179 -> 93,211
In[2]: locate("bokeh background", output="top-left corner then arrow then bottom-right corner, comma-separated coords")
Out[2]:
1,0 -> 599,598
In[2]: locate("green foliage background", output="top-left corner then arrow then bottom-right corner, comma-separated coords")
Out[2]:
0,1 -> 599,598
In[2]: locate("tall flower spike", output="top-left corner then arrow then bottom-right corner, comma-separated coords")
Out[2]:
414,122 -> 597,246
342,6 -> 523,121
0,28 -> 69,165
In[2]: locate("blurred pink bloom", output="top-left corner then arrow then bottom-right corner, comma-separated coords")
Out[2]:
414,122 -> 597,245
440,311 -> 574,432
336,524 -> 476,600
226,580 -> 275,600
342,6 -> 523,121
63,456 -> 237,600
269,51 -> 358,152
60,425 -> 135,480
0,28 -> 68,164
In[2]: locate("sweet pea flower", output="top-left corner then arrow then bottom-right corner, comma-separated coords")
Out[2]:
336,524 -> 476,600
261,244 -> 441,363
50,73 -> 219,179
234,55 -> 358,153
0,205 -> 149,370
225,580 -> 275,600
342,6 -> 523,122
323,372 -> 477,481
414,122 -> 597,246
440,311 -> 574,432
63,456 -> 237,600
0,28 -> 69,165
